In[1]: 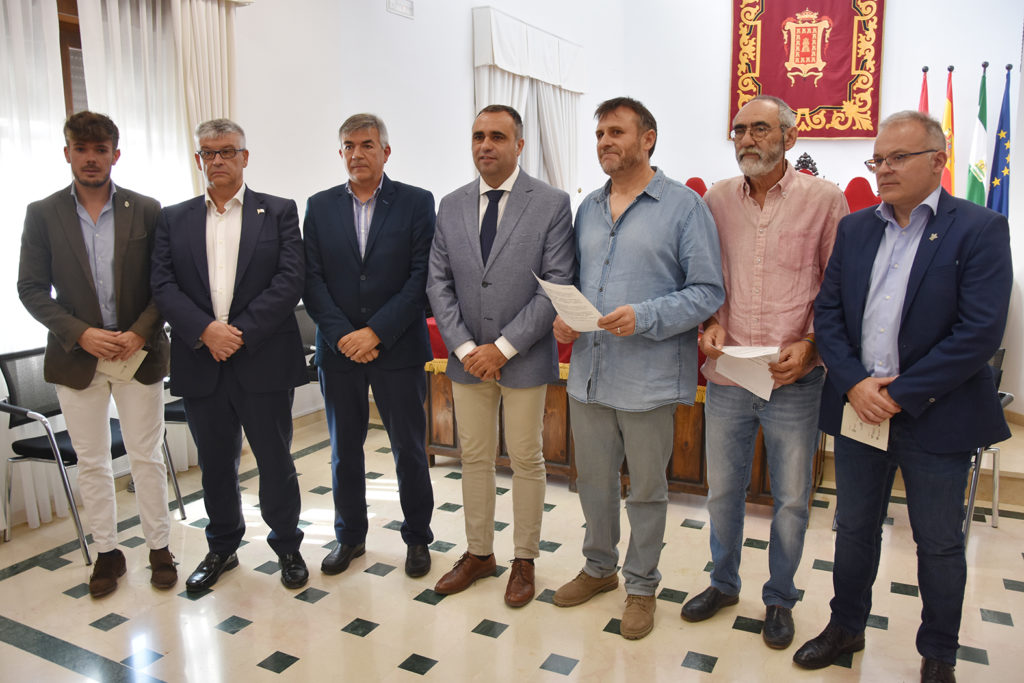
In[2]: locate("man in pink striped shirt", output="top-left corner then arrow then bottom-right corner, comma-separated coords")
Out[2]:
681,96 -> 848,650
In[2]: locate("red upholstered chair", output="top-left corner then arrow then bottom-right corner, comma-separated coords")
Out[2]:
685,177 -> 708,197
844,176 -> 881,212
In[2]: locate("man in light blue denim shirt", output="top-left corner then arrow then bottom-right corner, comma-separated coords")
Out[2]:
551,97 -> 724,640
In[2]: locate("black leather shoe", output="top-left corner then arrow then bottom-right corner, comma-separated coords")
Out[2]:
405,544 -> 431,578
793,622 -> 865,669
321,543 -> 365,575
921,657 -> 956,683
186,552 -> 238,592
681,586 -> 739,622
279,552 -> 309,589
763,605 -> 795,649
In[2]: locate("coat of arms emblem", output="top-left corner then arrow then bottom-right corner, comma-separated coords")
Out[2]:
781,9 -> 834,86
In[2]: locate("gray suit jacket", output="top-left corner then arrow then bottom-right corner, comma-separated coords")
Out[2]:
18,184 -> 169,389
427,170 -> 575,388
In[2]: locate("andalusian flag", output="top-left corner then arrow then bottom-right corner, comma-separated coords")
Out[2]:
966,64 -> 988,206
987,67 -> 1012,217
942,67 -> 955,195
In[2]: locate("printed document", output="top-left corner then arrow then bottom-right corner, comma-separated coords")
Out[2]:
714,346 -> 779,401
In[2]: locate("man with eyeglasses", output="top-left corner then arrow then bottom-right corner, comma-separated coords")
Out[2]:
794,111 -> 1011,683
303,114 -> 436,580
681,95 -> 847,649
151,118 -> 309,592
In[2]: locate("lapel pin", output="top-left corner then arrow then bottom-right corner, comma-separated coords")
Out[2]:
257,208 -> 265,214
929,233 -> 938,241
124,200 -> 130,208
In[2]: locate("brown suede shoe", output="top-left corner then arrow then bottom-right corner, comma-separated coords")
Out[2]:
504,559 -> 535,607
149,547 -> 178,589
552,570 -> 619,607
434,552 -> 496,594
620,594 -> 656,640
89,549 -> 127,598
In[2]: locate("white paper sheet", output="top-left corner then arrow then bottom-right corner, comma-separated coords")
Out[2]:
714,346 -> 780,401
533,273 -> 602,332
840,403 -> 890,449
96,349 -> 148,382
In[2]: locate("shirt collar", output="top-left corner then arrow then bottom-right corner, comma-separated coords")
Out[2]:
875,184 -> 941,225
71,181 -> 116,207
598,166 -> 665,201
479,165 -> 520,196
345,173 -> 385,203
205,183 -> 246,211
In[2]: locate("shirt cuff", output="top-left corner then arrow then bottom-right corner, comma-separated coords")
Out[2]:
453,341 -> 477,361
494,336 -> 518,360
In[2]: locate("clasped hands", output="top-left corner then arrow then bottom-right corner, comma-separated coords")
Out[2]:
338,327 -> 380,364
200,321 -> 244,362
463,343 -> 507,381
78,327 -> 146,362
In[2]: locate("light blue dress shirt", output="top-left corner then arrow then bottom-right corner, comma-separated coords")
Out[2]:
567,168 -> 725,411
861,185 -> 942,377
346,175 -> 384,258
72,183 -> 117,329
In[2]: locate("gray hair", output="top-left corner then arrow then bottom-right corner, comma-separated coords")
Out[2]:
339,113 -> 389,148
878,110 -> 946,149
195,118 -> 246,148
746,95 -> 797,129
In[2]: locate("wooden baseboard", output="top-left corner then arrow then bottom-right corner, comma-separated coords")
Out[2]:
1006,409 -> 1024,426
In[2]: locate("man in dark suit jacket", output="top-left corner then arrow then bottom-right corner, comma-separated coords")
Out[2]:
303,113 -> 435,579
794,111 -> 1012,682
151,118 -> 309,592
427,105 -> 575,607
18,111 -> 174,597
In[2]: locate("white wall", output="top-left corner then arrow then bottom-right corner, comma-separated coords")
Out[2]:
229,0 -> 1024,408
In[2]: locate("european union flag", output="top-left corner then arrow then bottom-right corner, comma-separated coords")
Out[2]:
986,68 -> 1011,216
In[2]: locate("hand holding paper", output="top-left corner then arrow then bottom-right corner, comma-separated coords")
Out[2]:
533,273 -> 601,332
714,346 -> 780,401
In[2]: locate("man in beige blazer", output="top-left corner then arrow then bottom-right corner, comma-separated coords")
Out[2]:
18,111 -> 174,597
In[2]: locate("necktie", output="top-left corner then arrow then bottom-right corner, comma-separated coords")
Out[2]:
480,189 -> 503,263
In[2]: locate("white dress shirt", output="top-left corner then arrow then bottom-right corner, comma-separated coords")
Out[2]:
205,184 -> 246,323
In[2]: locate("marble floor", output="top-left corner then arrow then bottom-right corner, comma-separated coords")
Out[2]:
1,411 -> 1022,682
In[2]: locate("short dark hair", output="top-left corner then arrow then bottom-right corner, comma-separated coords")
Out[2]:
594,97 -> 657,157
64,111 -> 119,149
477,104 -> 524,141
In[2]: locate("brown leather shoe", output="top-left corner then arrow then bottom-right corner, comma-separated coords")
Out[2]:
89,549 -> 127,598
552,570 -> 619,607
148,547 -> 178,589
621,594 -> 657,639
504,558 -> 535,607
434,552 -> 496,594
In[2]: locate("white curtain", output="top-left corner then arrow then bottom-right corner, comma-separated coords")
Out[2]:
78,0 -> 194,205
0,0 -> 66,353
472,7 -> 583,195
173,0 -> 237,195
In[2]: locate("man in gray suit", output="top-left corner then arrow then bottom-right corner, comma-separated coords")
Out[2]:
427,104 -> 575,607
18,111 -> 175,597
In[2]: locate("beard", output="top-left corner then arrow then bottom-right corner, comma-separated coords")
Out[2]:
736,140 -> 784,177
599,142 -> 646,175
73,167 -> 110,188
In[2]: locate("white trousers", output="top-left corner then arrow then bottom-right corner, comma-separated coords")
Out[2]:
55,371 -> 169,552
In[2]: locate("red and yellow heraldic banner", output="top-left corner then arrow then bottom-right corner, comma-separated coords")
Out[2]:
730,0 -> 885,139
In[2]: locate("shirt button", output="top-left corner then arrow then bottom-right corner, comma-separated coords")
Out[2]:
879,327 -> 885,333
599,287 -> 604,292
885,295 -> 891,300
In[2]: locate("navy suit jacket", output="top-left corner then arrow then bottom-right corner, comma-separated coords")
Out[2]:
302,174 -> 435,372
814,190 -> 1011,453
151,188 -> 307,398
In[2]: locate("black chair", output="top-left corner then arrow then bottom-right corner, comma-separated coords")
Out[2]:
1,348 -> 186,564
295,303 -> 319,383
964,349 -> 1013,545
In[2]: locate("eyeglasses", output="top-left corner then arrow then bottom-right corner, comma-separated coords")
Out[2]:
863,149 -> 938,172
729,124 -> 785,141
197,148 -> 245,161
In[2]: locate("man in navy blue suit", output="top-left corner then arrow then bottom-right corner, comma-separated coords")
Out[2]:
303,114 -> 435,579
151,118 -> 309,592
793,111 -> 1012,683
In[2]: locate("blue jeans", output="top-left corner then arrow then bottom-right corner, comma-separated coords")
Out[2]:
570,399 -> 676,596
705,367 -> 824,608
830,416 -> 971,665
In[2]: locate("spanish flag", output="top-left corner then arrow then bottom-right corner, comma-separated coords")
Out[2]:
942,67 -> 955,195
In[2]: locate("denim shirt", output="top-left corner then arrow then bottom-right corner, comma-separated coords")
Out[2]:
567,168 -> 725,411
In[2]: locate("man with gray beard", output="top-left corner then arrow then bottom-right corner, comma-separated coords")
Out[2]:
680,96 -> 848,649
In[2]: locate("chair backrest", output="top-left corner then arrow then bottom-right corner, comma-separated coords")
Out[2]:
0,348 -> 60,428
988,348 -> 1006,391
684,177 -> 708,197
844,176 -> 881,212
294,303 -> 317,350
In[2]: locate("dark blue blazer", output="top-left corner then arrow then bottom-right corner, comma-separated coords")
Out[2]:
814,190 -> 1011,453
302,174 -> 435,372
151,188 -> 307,397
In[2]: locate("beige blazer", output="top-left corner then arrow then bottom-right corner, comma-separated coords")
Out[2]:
18,184 -> 169,389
